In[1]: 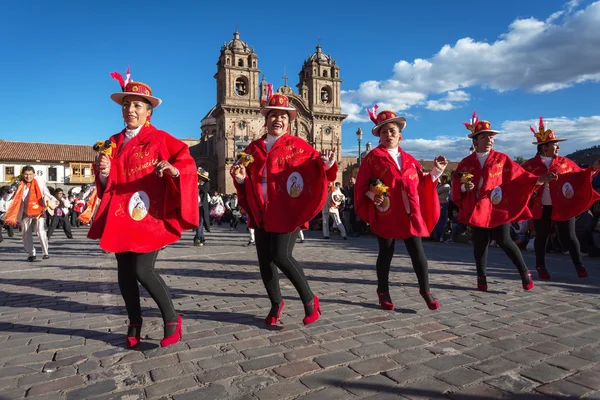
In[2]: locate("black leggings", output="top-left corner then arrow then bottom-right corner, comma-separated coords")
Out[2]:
255,228 -> 313,306
471,224 -> 528,277
115,251 -> 177,324
376,236 -> 430,293
534,205 -> 582,267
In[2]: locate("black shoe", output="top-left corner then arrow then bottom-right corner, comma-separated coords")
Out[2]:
299,240 -> 305,244
42,255 -> 50,260
27,256 -> 36,262
247,241 -> 255,246
67,235 -> 73,239
323,236 -> 330,240
343,237 -> 348,240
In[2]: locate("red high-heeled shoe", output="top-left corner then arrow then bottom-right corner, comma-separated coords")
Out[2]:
160,315 -> 182,347
419,291 -> 439,310
265,301 -> 285,325
535,265 -> 551,280
376,290 -> 395,310
303,296 -> 321,325
575,264 -> 588,278
521,272 -> 534,291
126,321 -> 142,348
477,276 -> 488,291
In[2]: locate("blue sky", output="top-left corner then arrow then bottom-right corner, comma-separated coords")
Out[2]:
1,0 -> 598,162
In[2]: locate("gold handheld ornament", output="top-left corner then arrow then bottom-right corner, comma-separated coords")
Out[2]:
93,140 -> 116,157
236,152 -> 254,167
369,179 -> 389,197
460,173 -> 474,184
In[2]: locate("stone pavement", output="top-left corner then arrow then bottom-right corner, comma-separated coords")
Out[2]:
0,225 -> 599,400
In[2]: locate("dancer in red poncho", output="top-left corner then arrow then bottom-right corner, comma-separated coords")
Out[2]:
90,68 -> 198,348
230,88 -> 337,326
355,107 -> 448,311
452,111 -> 556,292
522,117 -> 600,280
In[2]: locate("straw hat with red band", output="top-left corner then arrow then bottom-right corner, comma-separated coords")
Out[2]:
366,105 -> 407,137
463,110 -> 499,139
259,83 -> 297,121
530,116 -> 566,145
109,66 -> 162,108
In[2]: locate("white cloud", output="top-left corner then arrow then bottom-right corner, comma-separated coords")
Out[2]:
341,1 -> 600,122
385,115 -> 600,162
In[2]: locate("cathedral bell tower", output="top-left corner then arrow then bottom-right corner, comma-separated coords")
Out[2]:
212,31 -> 263,193
297,44 -> 342,115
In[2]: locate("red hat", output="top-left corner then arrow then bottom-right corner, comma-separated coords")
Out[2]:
260,84 -> 297,121
530,116 -> 566,145
109,66 -> 162,108
367,105 -> 407,137
463,110 -> 499,138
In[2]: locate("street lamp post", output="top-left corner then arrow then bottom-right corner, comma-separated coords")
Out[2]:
356,128 -> 363,165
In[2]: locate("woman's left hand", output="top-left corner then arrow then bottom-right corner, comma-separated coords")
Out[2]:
155,160 -> 178,177
320,148 -> 336,163
434,155 -> 448,171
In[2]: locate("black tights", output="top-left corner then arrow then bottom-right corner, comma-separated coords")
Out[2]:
534,205 -> 582,267
255,229 -> 313,310
376,236 -> 430,293
116,251 -> 178,328
471,224 -> 528,277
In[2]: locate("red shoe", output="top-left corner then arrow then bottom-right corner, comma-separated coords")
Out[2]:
575,264 -> 588,278
302,296 -> 321,325
521,272 -> 534,291
535,265 -> 551,280
126,321 -> 142,348
376,290 -> 395,310
265,301 -> 285,325
477,276 -> 488,291
160,315 -> 182,347
419,291 -> 439,310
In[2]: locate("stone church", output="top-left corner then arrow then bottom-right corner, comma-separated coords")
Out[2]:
194,31 -> 347,193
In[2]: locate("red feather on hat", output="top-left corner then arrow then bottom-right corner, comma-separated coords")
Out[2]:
366,105 -> 379,124
110,71 -> 125,90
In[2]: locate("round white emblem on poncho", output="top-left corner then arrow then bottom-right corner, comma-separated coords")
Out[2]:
287,172 -> 304,198
129,191 -> 149,221
491,186 -> 503,205
562,182 -> 574,199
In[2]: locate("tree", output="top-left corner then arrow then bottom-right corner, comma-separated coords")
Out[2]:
514,156 -> 526,165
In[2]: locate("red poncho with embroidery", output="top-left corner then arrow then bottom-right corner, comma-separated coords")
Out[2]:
355,146 -> 439,239
234,134 -> 337,233
452,150 -> 538,228
88,125 -> 199,253
522,155 -> 600,221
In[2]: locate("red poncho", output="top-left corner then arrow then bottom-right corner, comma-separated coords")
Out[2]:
234,133 -> 337,233
522,155 -> 600,221
452,150 -> 538,228
88,125 -> 199,253
355,146 -> 439,239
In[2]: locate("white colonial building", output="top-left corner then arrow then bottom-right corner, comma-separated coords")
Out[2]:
0,140 -> 96,189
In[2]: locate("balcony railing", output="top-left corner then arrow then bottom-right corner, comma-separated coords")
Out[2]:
69,175 -> 95,184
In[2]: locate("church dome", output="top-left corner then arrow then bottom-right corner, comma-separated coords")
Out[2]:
308,45 -> 333,64
225,31 -> 248,53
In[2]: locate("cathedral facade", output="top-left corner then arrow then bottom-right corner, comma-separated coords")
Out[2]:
197,31 -> 347,193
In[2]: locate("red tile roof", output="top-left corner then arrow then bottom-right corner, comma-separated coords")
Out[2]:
0,140 -> 96,163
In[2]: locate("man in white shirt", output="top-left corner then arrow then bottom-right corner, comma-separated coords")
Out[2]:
47,188 -> 73,239
4,166 -> 55,261
322,182 -> 348,240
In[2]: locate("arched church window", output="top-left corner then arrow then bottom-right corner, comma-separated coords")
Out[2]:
226,57 -> 230,65
321,86 -> 332,103
235,77 -> 248,96
253,61 -> 257,68
323,70 -> 328,78
238,58 -> 244,67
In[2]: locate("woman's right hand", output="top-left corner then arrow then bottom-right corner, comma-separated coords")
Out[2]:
373,194 -> 384,206
97,154 -> 111,175
230,163 -> 246,181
